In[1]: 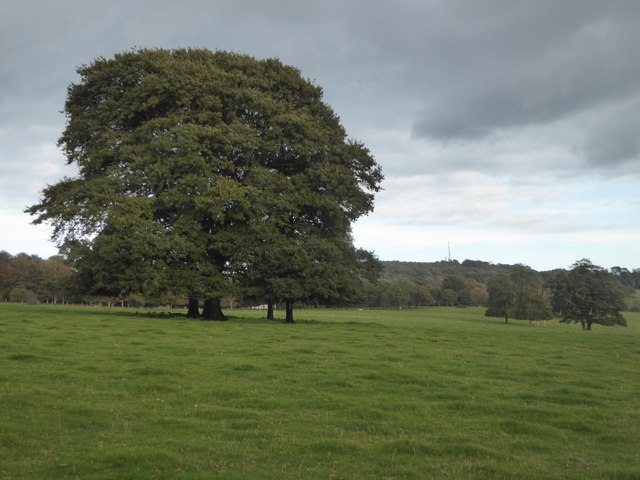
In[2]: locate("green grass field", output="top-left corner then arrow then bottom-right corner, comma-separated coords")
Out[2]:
1,304 -> 638,479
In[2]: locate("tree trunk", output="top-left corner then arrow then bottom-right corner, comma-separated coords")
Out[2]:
285,300 -> 294,323
186,297 -> 200,318
267,301 -> 274,321
586,321 -> 592,331
504,315 -> 509,324
202,298 -> 226,321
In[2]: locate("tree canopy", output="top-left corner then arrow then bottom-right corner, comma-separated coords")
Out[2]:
27,48 -> 383,320
485,274 -> 516,323
0,251 -> 73,304
551,259 -> 627,330
485,265 -> 552,324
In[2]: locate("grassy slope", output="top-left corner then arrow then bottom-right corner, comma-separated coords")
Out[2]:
1,304 -> 638,479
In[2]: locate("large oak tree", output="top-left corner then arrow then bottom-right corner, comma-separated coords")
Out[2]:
27,49 -> 382,319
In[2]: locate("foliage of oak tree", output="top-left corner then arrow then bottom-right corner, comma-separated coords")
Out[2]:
27,49 -> 382,320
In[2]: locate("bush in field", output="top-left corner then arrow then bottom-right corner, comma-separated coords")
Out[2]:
8,287 -> 39,304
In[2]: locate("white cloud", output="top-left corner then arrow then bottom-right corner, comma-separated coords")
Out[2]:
0,128 -> 72,207
0,211 -> 58,258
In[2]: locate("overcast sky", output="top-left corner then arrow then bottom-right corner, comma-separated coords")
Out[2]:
1,0 -> 639,270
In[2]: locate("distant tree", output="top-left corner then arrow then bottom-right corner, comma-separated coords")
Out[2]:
386,279 -> 417,308
551,259 -> 627,330
367,278 -> 416,308
413,285 -> 435,307
10,254 -> 47,299
610,266 -> 636,289
41,256 -> 73,304
485,266 -> 551,325
467,279 -> 489,306
1,251 -> 52,304
442,275 -> 470,305
510,265 -> 552,325
0,251 -> 15,299
485,274 -> 515,323
435,287 -> 459,307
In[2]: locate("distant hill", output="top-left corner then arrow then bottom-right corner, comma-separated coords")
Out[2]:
379,259 -> 519,287
380,259 -> 638,289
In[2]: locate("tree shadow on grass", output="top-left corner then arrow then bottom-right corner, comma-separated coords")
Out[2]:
52,306 -> 385,327
275,318 -> 385,328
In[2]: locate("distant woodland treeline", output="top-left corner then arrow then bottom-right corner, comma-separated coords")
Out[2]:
375,260 -> 640,312
2,251 -> 639,311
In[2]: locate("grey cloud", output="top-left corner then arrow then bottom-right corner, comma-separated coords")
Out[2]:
580,99 -> 640,174
3,0 -> 640,179
410,2 -> 640,142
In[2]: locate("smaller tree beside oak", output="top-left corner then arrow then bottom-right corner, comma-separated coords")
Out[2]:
551,259 -> 626,330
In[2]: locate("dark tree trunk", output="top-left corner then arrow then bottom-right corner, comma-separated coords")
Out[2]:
214,298 -> 226,320
202,298 -> 226,321
285,300 -> 294,323
586,321 -> 592,331
202,299 -> 212,319
267,301 -> 274,321
504,315 -> 509,324
186,297 -> 200,318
